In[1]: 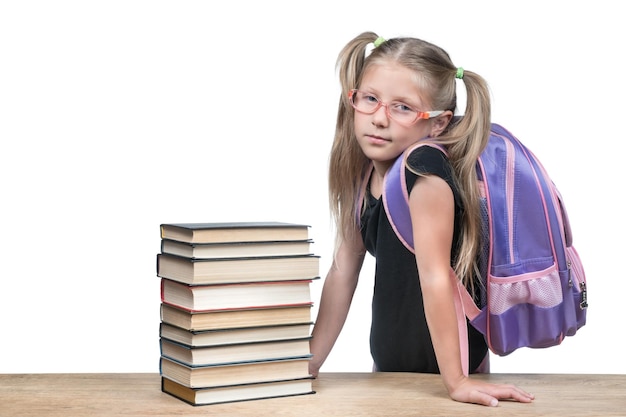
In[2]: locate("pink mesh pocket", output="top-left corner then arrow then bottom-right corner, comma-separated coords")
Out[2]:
488,263 -> 563,315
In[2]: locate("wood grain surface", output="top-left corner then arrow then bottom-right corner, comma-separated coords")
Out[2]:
1,372 -> 624,416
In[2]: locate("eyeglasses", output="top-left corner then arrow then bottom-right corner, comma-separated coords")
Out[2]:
348,89 -> 444,126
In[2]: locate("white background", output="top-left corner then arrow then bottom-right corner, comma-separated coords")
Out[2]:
1,1 -> 623,375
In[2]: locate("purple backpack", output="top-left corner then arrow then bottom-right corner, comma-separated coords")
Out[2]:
380,123 -> 587,374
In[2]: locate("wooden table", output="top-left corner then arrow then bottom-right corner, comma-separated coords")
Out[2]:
1,372 -> 625,416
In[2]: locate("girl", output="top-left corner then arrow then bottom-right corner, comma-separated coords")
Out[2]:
309,31 -> 535,407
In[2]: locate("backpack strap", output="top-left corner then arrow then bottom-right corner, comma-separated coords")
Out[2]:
382,141 -> 447,253
382,146 -> 415,252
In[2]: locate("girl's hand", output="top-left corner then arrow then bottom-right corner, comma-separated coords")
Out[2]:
448,377 -> 535,407
308,360 -> 320,378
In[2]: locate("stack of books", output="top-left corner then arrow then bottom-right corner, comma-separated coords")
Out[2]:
157,222 -> 320,406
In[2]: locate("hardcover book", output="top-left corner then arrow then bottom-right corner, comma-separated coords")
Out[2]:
160,278 -> 315,312
159,322 -> 313,347
156,253 -> 320,285
159,337 -> 312,367
159,356 -> 312,388
160,239 -> 314,259
160,222 -> 310,244
161,376 -> 314,406
160,303 -> 313,332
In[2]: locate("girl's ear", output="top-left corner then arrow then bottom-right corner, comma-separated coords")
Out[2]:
430,111 -> 454,137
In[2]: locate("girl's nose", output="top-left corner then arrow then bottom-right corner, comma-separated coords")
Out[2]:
371,103 -> 390,127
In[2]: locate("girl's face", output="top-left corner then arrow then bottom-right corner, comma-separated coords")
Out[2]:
354,62 -> 446,171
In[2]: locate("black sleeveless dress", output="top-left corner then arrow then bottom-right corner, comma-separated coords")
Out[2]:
360,146 -> 488,373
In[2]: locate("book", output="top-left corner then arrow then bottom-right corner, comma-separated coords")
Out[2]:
161,279 -> 315,312
160,356 -> 312,388
160,337 -> 312,366
156,253 -> 320,285
159,322 -> 313,346
161,239 -> 314,259
161,376 -> 314,406
157,221 -> 319,406
160,303 -> 313,332
160,222 -> 310,244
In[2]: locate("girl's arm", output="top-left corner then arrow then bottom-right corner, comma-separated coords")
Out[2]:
409,175 -> 534,407
309,233 -> 366,377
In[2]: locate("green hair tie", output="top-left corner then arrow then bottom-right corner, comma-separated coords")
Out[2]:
373,37 -> 386,47
455,67 -> 464,79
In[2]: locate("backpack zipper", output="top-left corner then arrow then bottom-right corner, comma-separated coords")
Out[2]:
567,258 -> 588,309
579,281 -> 588,309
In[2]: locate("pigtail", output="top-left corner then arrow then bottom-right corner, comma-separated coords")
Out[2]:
444,70 -> 491,291
329,32 -> 378,244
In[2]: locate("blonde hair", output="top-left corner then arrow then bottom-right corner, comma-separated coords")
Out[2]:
328,31 -> 491,288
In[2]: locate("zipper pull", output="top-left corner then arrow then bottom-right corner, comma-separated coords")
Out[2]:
579,281 -> 588,309
567,260 -> 573,287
